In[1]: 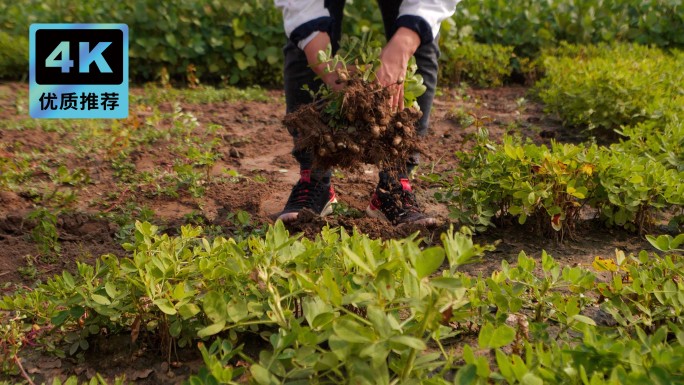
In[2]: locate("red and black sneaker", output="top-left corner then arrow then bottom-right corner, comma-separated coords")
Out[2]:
366,178 -> 437,226
278,170 -> 337,223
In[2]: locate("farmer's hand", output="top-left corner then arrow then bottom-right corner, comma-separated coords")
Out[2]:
376,27 -> 421,111
303,32 -> 345,91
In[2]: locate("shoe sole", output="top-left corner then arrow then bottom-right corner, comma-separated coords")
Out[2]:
278,197 -> 337,223
365,204 -> 438,227
365,205 -> 390,223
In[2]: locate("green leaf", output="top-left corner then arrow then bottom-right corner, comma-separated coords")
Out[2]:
169,320 -> 182,337
165,33 -> 177,46
333,317 -> 373,343
454,364 -> 478,385
104,282 -> 118,298
571,314 -> 597,326
51,310 -> 70,326
628,174 -> 643,184
178,303 -> 201,319
415,247 -> 445,279
154,298 -> 177,315
197,321 -> 226,338
673,234 -> 684,249
227,299 -> 248,322
366,306 -> 391,339
244,44 -> 257,58
478,323 -> 516,349
232,18 -> 245,37
342,247 -> 374,275
390,335 -> 426,350
203,291 -> 227,323
264,46 -> 279,65
91,294 -> 111,306
646,234 -> 683,252
172,283 -> 187,300
312,313 -> 334,330
233,38 -> 246,50
250,364 -> 280,385
328,334 -> 351,360
496,349 -> 514,380
322,269 -> 342,306
62,271 -> 75,288
521,372 -> 543,385
430,277 -> 463,289
303,297 -> 332,328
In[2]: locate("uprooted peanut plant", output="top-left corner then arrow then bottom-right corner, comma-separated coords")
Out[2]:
283,34 -> 428,171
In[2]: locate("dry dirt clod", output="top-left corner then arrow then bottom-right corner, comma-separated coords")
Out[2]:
229,147 -> 243,158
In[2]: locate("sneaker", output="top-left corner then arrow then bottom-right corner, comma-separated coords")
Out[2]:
366,178 -> 437,226
277,170 -> 337,222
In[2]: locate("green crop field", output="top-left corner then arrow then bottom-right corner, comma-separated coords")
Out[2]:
1,1 -> 683,384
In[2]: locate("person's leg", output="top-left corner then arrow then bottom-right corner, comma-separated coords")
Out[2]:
284,0 -> 346,173
376,1 -> 439,137
279,0 -> 345,221
377,0 -> 439,177
370,0 -> 440,226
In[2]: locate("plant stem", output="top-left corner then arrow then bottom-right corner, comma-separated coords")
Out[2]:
237,350 -> 256,365
225,320 -> 276,330
400,297 -> 433,381
14,356 -> 36,385
435,338 -> 452,376
339,306 -> 373,326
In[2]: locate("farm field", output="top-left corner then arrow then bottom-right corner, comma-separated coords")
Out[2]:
0,79 -> 664,284
1,1 -> 683,384
1,76 -> 681,384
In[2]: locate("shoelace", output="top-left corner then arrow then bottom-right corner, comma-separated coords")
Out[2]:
400,190 -> 421,212
375,188 -> 420,221
286,180 -> 329,210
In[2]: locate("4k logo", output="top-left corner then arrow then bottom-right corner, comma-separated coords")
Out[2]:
30,24 -> 128,118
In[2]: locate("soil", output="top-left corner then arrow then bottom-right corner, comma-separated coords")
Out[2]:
0,81 -> 657,384
284,76 -> 423,171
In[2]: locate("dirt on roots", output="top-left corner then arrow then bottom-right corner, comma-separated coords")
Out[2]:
284,77 -> 423,171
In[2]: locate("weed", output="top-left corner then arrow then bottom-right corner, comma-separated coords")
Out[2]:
332,201 -> 364,219
27,208 -> 60,255
17,255 -> 38,281
445,107 -> 475,127
52,165 -> 91,187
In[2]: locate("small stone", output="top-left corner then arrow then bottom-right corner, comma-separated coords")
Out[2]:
229,148 -> 243,158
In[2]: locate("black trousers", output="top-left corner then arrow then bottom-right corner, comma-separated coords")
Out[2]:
283,0 -> 440,183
